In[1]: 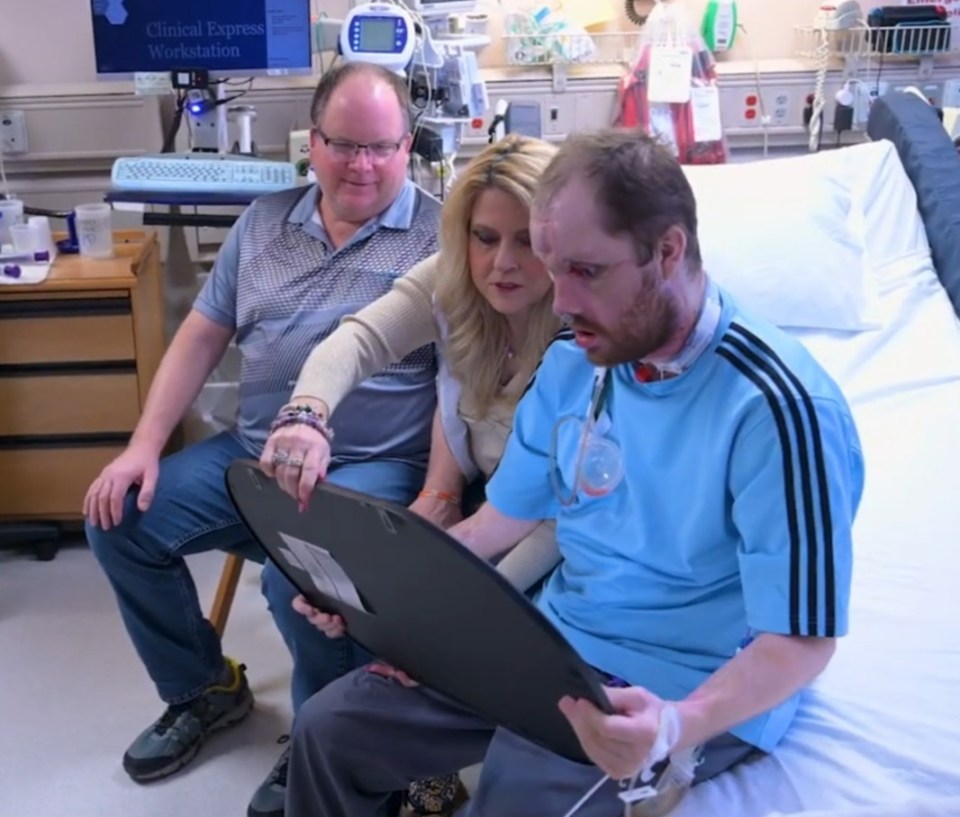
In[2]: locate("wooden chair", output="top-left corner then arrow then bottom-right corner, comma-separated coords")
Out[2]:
209,553 -> 246,636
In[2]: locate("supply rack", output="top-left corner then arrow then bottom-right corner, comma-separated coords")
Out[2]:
794,23 -> 960,77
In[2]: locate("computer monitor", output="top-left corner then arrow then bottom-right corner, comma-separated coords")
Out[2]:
90,0 -> 314,79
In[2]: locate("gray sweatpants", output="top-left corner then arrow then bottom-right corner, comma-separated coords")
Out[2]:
286,668 -> 757,817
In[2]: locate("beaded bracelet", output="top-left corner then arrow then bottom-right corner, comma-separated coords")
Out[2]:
418,489 -> 461,507
269,403 -> 335,443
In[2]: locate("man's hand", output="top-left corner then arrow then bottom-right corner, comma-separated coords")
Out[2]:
408,493 -> 462,530
559,686 -> 674,781
83,444 -> 161,529
292,594 -> 346,638
366,662 -> 420,688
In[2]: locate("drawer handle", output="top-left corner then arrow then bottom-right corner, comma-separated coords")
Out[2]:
0,432 -> 132,450
0,360 -> 136,377
0,298 -> 132,319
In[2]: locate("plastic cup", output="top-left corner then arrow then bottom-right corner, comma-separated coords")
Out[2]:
28,215 -> 57,259
74,202 -> 114,259
10,222 -> 44,254
0,198 -> 25,248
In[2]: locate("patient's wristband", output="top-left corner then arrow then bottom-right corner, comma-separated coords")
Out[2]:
270,403 -> 335,443
418,489 -> 461,506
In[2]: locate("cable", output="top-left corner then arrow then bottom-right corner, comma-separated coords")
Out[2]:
0,149 -> 9,200
561,774 -> 611,817
737,23 -> 770,158
808,28 -> 830,152
161,92 -> 187,153
560,706 -> 687,817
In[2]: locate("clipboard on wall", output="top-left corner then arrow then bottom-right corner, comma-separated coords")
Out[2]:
225,459 -> 613,764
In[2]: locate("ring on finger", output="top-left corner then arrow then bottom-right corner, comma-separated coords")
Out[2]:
286,456 -> 304,468
271,449 -> 290,466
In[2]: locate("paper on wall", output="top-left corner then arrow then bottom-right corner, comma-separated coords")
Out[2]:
278,531 -> 368,613
690,85 -> 723,143
648,46 -> 693,104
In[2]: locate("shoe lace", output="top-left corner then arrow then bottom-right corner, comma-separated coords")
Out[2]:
270,736 -> 291,787
153,702 -> 195,737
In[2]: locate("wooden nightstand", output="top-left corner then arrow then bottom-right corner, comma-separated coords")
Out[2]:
0,231 -> 165,544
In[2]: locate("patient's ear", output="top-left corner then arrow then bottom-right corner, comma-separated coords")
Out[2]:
658,225 -> 688,280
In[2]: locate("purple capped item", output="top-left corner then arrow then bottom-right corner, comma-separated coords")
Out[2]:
3,264 -> 22,278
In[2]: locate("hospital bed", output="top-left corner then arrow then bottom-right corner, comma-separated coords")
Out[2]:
660,92 -> 960,817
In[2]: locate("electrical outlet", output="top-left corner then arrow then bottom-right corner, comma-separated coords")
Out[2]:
287,129 -> 311,179
923,82 -> 943,108
890,82 -> 943,107
0,110 -> 27,154
465,115 -> 488,140
543,104 -> 564,136
944,78 -> 960,108
771,91 -> 791,125
541,96 -> 580,137
853,81 -> 888,127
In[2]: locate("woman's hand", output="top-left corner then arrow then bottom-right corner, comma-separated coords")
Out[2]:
408,492 -> 463,530
261,404 -> 332,509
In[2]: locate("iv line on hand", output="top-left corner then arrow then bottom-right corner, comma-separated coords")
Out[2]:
560,705 -> 682,817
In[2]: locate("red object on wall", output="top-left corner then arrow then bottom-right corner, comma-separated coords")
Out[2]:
613,45 -> 728,165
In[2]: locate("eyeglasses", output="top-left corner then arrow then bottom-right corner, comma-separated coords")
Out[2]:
313,128 -> 405,162
549,368 -> 625,507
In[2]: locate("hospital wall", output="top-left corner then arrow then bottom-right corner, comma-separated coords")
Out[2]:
0,0 -> 957,210
0,0 -> 896,94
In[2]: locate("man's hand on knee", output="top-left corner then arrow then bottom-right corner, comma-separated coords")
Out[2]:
292,594 -> 346,638
83,445 -> 160,530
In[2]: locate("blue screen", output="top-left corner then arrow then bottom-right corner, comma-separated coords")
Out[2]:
90,0 -> 313,77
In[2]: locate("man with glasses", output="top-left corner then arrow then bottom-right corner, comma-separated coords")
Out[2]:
83,62 -> 441,817
283,130 -> 864,817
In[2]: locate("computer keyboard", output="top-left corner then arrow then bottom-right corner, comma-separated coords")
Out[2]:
111,153 -> 298,195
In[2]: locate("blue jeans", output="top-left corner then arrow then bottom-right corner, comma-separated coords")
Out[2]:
86,431 -> 423,713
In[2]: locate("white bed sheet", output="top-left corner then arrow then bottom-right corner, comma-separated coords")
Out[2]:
670,255 -> 960,817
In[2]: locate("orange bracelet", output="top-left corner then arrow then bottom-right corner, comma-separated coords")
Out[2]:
418,489 -> 461,506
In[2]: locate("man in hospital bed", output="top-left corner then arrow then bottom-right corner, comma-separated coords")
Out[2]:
285,130 -> 866,817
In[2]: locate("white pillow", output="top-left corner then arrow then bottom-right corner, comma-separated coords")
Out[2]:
683,152 -> 878,332
841,139 -> 933,282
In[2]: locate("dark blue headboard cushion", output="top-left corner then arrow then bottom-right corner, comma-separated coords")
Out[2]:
868,92 -> 960,316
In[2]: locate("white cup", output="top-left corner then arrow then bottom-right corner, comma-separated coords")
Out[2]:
28,215 -> 57,260
464,13 -> 489,34
0,198 -> 25,249
10,222 -> 44,254
75,202 -> 114,259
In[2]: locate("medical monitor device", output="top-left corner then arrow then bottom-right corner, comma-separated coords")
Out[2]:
339,2 -> 416,74
89,0 -> 313,79
407,0 -> 480,18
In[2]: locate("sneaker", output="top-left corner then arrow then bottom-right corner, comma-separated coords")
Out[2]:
247,738 -> 290,817
122,658 -> 254,782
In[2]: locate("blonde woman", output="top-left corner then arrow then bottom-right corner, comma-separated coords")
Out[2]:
260,135 -> 562,815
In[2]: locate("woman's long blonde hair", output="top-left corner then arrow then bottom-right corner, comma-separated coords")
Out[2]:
436,135 -> 561,417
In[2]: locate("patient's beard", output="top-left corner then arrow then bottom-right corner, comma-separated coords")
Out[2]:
588,273 -> 679,368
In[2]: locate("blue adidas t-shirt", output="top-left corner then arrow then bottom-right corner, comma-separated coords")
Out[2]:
485,287 -> 864,752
